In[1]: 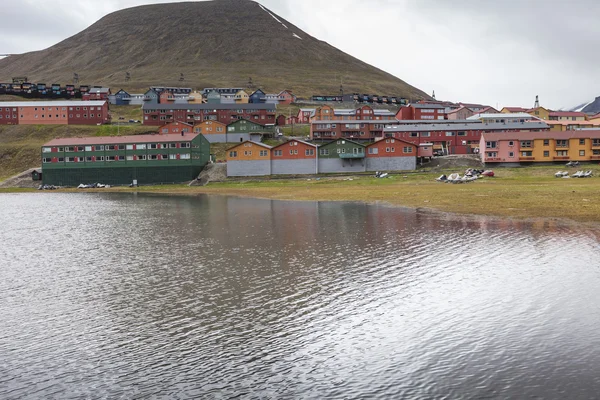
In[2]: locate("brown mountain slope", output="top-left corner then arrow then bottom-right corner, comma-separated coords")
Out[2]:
0,0 -> 429,99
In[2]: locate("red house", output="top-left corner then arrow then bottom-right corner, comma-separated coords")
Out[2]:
396,103 -> 447,120
158,121 -> 194,134
278,90 -> 296,105
83,87 -> 111,101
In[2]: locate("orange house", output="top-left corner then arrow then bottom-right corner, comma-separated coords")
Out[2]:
159,121 -> 193,134
193,121 -> 227,142
226,141 -> 273,176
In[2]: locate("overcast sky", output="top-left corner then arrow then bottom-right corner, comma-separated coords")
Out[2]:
0,0 -> 598,110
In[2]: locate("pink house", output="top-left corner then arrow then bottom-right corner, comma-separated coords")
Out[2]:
278,90 -> 297,105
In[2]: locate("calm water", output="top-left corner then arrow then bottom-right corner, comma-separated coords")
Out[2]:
1,193 -> 600,399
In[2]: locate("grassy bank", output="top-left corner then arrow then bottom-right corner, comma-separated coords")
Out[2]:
7,166 -> 600,224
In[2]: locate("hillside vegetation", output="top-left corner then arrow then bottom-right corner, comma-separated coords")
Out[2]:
0,0 -> 428,100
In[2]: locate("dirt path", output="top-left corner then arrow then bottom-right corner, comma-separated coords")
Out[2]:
0,168 -> 41,189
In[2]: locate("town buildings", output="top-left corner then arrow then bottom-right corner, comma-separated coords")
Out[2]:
226,138 -> 417,177
480,131 -> 600,165
396,104 -> 447,120
41,133 -> 211,186
0,101 -> 110,125
142,103 -> 276,126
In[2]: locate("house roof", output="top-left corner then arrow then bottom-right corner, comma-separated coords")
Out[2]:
410,103 -> 446,109
228,118 -> 266,127
502,107 -> 528,112
162,121 -> 194,127
142,103 -> 274,111
0,101 -> 107,107
226,140 -> 273,151
468,112 -> 538,120
319,138 -> 365,148
481,130 -> 600,141
43,133 -> 200,147
88,87 -> 110,94
384,121 -> 550,133
545,120 -> 596,126
312,119 -> 399,124
272,139 -> 318,149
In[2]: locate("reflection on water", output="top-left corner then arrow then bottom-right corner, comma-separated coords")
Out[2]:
1,193 -> 600,399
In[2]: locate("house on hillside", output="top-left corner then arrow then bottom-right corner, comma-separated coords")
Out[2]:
159,91 -> 176,104
193,121 -> 227,142
206,90 -> 222,104
113,89 -> 131,105
249,89 -> 267,104
226,141 -> 273,176
396,103 -> 446,120
278,90 -> 296,105
234,90 -> 250,104
548,111 -> 587,121
365,138 -> 417,171
527,106 -> 550,120
501,107 -> 528,114
143,89 -> 160,105
447,106 -> 475,120
83,87 -> 111,101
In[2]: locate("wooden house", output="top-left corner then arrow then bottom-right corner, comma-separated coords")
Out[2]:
226,141 -> 272,176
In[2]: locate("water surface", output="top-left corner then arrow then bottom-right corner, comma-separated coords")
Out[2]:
1,193 -> 599,399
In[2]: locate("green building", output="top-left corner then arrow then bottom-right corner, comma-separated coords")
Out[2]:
41,133 -> 210,186
317,139 -> 366,173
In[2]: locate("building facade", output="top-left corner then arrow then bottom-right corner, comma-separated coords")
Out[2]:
480,131 -> 600,165
142,103 -> 276,126
41,133 -> 210,186
396,104 -> 447,120
271,139 -> 318,175
226,141 -> 272,176
365,138 -> 417,171
311,120 -> 398,141
0,101 -> 110,125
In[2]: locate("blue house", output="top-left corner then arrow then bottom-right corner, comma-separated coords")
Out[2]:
114,89 -> 131,105
143,89 -> 159,105
249,89 -> 266,104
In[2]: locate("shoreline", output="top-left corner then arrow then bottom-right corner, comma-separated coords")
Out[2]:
3,167 -> 600,227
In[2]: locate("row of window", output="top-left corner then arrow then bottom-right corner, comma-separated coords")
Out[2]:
487,150 -> 599,158
2,106 -> 102,112
43,153 -> 192,163
488,139 -> 598,149
42,143 -> 192,153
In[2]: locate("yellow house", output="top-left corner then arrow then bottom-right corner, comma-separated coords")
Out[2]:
546,120 -> 598,132
547,111 -> 588,122
188,90 -> 205,104
527,106 -> 550,120
234,90 -> 250,104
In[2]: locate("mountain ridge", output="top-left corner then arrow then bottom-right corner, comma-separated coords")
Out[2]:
0,0 -> 429,99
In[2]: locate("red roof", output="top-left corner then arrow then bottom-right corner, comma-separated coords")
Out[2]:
503,107 -> 528,112
272,139 -> 317,149
482,130 -> 600,141
43,133 -> 200,147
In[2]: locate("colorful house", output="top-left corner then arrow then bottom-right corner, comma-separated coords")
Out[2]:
206,90 -> 222,104
365,138 -> 417,171
547,111 -> 587,121
193,121 -> 227,143
159,121 -> 194,135
501,107 -> 528,114
317,139 -> 366,173
249,89 -> 266,104
234,90 -> 250,104
295,108 -> 316,124
41,133 -> 210,186
188,91 -> 205,104
143,103 -> 276,126
226,141 -> 273,176
480,131 -> 600,165
159,91 -> 176,104
526,106 -> 550,120
396,103 -> 447,120
277,90 -> 296,105
447,106 -> 475,120
271,139 -> 318,175
83,87 -> 111,101
0,101 -> 110,126
143,89 -> 160,105
226,119 -> 275,142
112,89 -> 131,105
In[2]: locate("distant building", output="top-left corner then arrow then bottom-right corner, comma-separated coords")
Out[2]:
143,103 -> 276,126
396,103 -> 447,120
0,101 -> 110,125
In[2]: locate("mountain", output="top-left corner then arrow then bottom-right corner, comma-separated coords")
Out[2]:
0,0 -> 429,100
565,97 -> 600,114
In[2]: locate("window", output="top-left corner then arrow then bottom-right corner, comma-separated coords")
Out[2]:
86,156 -> 93,162
486,152 -> 498,158
42,158 -> 52,163
509,152 -> 514,157
169,143 -> 177,148
486,141 -> 497,149
97,156 -> 105,161
410,132 -> 419,138
137,155 -> 147,160
556,150 -> 568,157
520,141 -> 532,148
386,147 -> 391,153
126,144 -> 134,150
96,146 -> 104,151
181,143 -> 191,148
150,155 -> 159,160
369,148 -> 378,154
107,156 -> 116,162
508,141 -> 514,146
274,150 -> 282,156
305,149 -> 314,156
457,132 -> 466,137
244,151 -> 252,156
149,144 -> 158,149
544,151 -> 550,157
421,132 -> 431,137
169,154 -> 177,160
580,150 -> 585,156
85,146 -> 92,152
579,139 -> 586,145
521,151 -> 533,157
42,147 -> 52,153
544,139 -> 550,146
320,149 -> 329,156
77,146 -> 84,152
556,140 -> 568,147
445,132 -> 455,137
403,147 -> 413,154
260,150 -> 268,157
289,149 -> 298,155
162,128 -> 168,134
